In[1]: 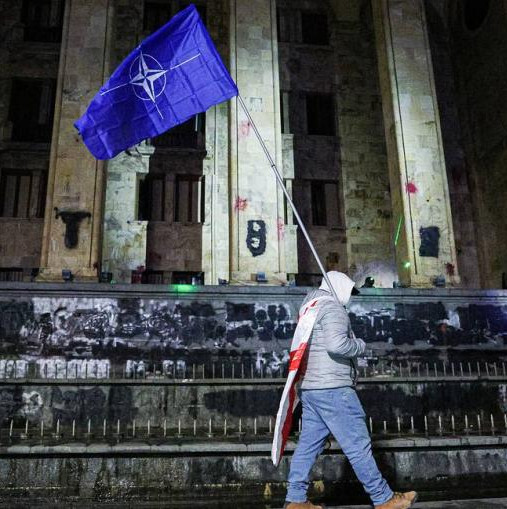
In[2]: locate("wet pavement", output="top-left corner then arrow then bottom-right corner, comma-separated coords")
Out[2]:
331,499 -> 507,508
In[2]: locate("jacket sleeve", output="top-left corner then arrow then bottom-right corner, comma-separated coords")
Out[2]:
319,301 -> 366,358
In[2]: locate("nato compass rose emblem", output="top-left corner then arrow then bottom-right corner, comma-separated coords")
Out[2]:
100,50 -> 201,118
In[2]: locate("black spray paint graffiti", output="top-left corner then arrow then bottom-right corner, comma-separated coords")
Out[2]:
225,303 -> 296,345
246,220 -> 266,257
419,226 -> 440,257
0,301 -> 35,341
349,302 -> 507,347
0,298 -> 296,360
1,295 -> 506,369
54,208 -> 91,249
50,386 -> 137,425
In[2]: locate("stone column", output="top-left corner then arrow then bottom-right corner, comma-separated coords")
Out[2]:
372,0 -> 460,286
201,2 -> 232,286
38,0 -> 113,281
101,143 -> 153,283
229,0 -> 296,284
202,102 -> 231,285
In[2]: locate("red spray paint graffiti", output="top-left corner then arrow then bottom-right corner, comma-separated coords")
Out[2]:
239,120 -> 251,139
277,217 -> 285,240
406,182 -> 418,194
234,197 -> 248,211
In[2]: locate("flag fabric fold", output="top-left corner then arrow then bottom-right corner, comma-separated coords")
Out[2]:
271,296 -> 332,466
75,4 -> 238,160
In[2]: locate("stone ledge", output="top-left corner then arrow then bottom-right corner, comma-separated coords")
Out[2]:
2,435 -> 506,457
0,281 -> 506,300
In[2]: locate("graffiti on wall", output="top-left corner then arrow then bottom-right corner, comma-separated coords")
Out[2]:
0,294 -> 506,372
0,297 -> 297,361
348,302 -> 507,347
419,226 -> 440,257
246,220 -> 266,257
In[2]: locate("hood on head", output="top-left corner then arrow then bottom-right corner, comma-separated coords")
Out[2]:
319,271 -> 357,306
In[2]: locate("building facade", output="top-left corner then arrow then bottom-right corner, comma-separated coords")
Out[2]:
0,0 -> 506,288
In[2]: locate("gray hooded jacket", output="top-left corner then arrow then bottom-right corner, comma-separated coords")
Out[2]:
300,272 -> 366,390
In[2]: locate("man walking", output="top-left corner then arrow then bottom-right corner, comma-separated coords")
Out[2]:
283,271 -> 417,509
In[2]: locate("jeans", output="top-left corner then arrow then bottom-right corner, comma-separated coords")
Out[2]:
286,387 -> 393,506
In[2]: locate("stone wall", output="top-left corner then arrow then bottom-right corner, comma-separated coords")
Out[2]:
1,439 -> 507,505
446,0 -> 507,288
146,151 -> 205,275
424,1 -> 480,289
201,0 -> 233,285
0,0 -> 60,273
277,0 -> 394,284
0,284 -> 505,370
1,379 -> 506,432
332,0 -> 394,285
0,283 -> 506,503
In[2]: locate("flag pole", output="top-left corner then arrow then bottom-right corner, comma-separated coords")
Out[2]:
237,95 -> 341,306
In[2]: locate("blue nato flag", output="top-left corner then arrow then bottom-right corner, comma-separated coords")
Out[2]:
74,4 -> 238,160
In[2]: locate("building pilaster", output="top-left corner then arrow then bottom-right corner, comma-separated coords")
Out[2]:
38,0 -> 113,282
372,0 -> 460,286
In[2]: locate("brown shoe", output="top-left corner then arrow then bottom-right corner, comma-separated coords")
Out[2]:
375,491 -> 418,509
284,501 -> 324,509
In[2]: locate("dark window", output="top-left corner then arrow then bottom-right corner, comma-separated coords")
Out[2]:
280,91 -> 291,134
138,174 -> 165,221
306,93 -> 335,135
145,270 -> 164,284
311,181 -> 326,226
311,180 -> 340,227
277,8 -> 291,42
152,114 -> 205,149
301,12 -> 329,45
9,79 -> 56,142
21,0 -> 64,42
0,170 -> 46,218
144,2 -> 206,32
0,268 -> 24,282
172,271 -> 204,284
143,2 -> 172,32
464,0 -> 490,31
174,175 -> 204,223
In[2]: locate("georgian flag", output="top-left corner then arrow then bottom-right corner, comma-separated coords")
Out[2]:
271,296 -> 332,466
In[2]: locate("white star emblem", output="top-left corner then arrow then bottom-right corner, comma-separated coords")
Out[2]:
129,52 -> 168,102
100,50 -> 201,119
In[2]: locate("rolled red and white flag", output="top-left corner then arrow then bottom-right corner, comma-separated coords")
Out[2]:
271,296 -> 331,466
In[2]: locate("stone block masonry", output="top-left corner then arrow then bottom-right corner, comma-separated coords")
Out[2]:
373,0 -> 460,287
38,0 -> 113,282
1,437 -> 507,505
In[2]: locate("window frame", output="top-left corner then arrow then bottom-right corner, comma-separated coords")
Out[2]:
301,11 -> 329,46
8,78 -> 56,143
310,179 -> 341,228
174,174 -> 205,224
21,0 -> 64,43
138,173 -> 166,222
0,169 -> 47,220
305,92 -> 336,136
